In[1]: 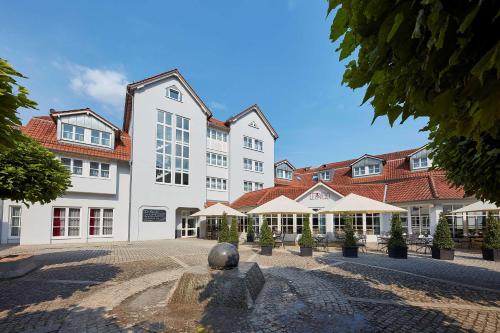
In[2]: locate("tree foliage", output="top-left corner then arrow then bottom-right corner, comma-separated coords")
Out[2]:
298,216 -> 314,247
247,217 -> 255,237
328,0 -> 500,204
259,219 -> 274,247
483,213 -> 500,250
218,213 -> 230,243
0,58 -> 37,150
388,214 -> 407,248
343,216 -> 357,247
229,217 -> 239,244
433,213 -> 455,249
0,137 -> 71,206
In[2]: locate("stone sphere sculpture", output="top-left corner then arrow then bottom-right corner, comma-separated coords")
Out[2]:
208,242 -> 239,270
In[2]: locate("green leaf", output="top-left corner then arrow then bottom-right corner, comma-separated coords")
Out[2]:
458,3 -> 480,33
330,7 -> 348,42
471,42 -> 500,84
338,30 -> 356,60
327,0 -> 342,15
387,12 -> 404,43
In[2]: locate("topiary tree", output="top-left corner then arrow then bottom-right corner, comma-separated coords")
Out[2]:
247,217 -> 255,237
388,214 -> 407,248
433,213 -> 455,249
298,216 -> 313,247
259,219 -> 273,247
483,213 -> 500,250
343,215 -> 357,247
0,136 -> 71,206
229,217 -> 239,245
218,213 -> 229,243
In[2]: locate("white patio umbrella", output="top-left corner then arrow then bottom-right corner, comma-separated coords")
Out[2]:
190,203 -> 246,217
451,201 -> 500,214
319,193 -> 407,214
247,195 -> 315,214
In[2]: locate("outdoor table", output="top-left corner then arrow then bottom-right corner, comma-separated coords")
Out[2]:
313,234 -> 328,251
415,236 -> 433,254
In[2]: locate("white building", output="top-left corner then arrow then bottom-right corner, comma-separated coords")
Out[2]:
0,70 -> 277,245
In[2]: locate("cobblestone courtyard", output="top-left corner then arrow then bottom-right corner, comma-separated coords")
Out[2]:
0,239 -> 499,332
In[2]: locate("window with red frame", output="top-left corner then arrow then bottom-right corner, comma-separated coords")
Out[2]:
89,208 -> 113,236
53,207 -> 80,237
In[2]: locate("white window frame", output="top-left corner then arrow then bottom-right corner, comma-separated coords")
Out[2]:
353,164 -> 381,177
61,123 -> 85,143
52,207 -> 81,239
412,157 -> 429,170
174,115 -> 190,186
319,171 -> 331,181
206,177 -> 227,191
254,161 -> 263,173
9,206 -> 21,239
89,161 -> 110,178
167,88 -> 181,101
90,129 -> 112,147
244,181 -> 253,192
207,128 -> 228,142
88,208 -> 114,237
61,157 -> 83,175
243,136 -> 263,152
156,110 -> 173,184
206,152 -> 228,168
276,169 -> 292,180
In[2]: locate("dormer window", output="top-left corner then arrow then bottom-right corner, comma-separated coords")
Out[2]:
167,88 -> 181,101
353,163 -> 380,177
319,170 -> 331,181
91,130 -> 112,147
62,124 -> 85,142
410,148 -> 432,170
276,169 -> 292,180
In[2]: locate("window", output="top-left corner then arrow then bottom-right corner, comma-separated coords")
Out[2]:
276,169 -> 292,180
411,206 -> 430,235
319,171 -> 331,181
243,136 -> 263,152
244,158 -> 253,170
264,214 -> 279,233
281,214 -> 294,233
412,157 -> 429,169
9,206 -> 21,238
207,128 -> 228,142
254,182 -> 264,190
244,181 -> 253,192
156,110 -> 173,183
206,152 -> 227,167
89,208 -> 113,236
91,130 -> 112,147
244,181 -> 263,192
366,213 -> 380,235
52,207 -> 80,238
61,158 -> 83,175
296,214 -> 306,234
62,123 -> 85,142
255,161 -> 263,172
168,88 -> 181,101
443,205 -> 464,237
353,163 -> 381,177
312,214 -> 326,234
334,214 -> 363,234
175,116 -> 190,185
90,162 -> 110,178
243,158 -> 263,172
206,177 -> 227,190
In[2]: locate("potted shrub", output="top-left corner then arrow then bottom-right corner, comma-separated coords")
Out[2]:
431,213 -> 455,260
260,219 -> 273,255
218,213 -> 230,243
387,214 -> 408,259
298,217 -> 313,256
342,216 -> 358,258
229,217 -> 239,248
246,217 -> 255,242
482,213 -> 500,261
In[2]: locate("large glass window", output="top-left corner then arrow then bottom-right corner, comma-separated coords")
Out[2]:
91,130 -> 112,147
276,169 -> 292,180
281,214 -> 294,233
334,214 -> 363,234
156,110 -> 173,183
89,162 -> 110,178
238,216 -> 248,232
207,128 -> 227,142
353,164 -> 380,176
264,214 -> 279,233
312,214 -> 326,234
207,152 -> 227,167
89,208 -> 113,236
443,205 -> 464,237
175,116 -> 190,185
206,177 -> 227,190
412,157 -> 429,169
61,123 -> 85,142
52,207 -> 80,238
296,214 -> 306,234
366,213 -> 381,235
467,212 -> 486,235
411,206 -> 430,235
9,206 -> 21,238
61,158 -> 83,175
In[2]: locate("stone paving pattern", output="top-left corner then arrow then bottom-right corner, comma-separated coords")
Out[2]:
0,240 -> 499,332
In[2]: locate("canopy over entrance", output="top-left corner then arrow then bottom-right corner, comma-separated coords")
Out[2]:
190,203 -> 246,217
319,193 -> 406,214
451,201 -> 500,213
247,195 -> 315,215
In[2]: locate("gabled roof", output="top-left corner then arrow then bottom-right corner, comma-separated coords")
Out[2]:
407,145 -> 429,157
50,108 -> 120,131
294,182 -> 344,201
208,117 -> 229,129
275,159 -> 296,170
226,104 -> 278,140
22,114 -> 131,161
349,154 -> 385,166
123,69 -> 212,132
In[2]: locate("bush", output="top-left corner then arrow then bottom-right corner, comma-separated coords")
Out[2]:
298,216 -> 313,247
343,216 -> 357,247
260,219 -> 274,247
388,214 -> 407,248
229,217 -> 239,244
483,213 -> 500,250
218,213 -> 229,243
247,217 -> 255,237
433,213 -> 455,249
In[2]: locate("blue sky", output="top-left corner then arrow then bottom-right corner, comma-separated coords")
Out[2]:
1,0 -> 428,167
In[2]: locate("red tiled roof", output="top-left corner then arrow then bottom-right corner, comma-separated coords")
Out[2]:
232,186 -> 308,209
205,200 -> 230,207
22,115 -> 131,161
208,118 -> 229,129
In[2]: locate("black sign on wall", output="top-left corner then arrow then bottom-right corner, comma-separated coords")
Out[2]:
142,209 -> 167,222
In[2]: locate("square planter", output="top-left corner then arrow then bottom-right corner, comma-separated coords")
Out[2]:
342,245 -> 358,258
388,246 -> 408,259
260,245 -> 272,256
246,234 -> 255,243
431,247 -> 454,260
482,248 -> 500,261
300,246 -> 313,257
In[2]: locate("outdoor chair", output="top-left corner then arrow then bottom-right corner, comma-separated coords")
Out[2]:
273,231 -> 284,248
356,234 -> 367,254
313,234 -> 329,252
376,235 -> 388,252
283,233 -> 298,249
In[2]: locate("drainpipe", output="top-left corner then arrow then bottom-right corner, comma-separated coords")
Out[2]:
126,91 -> 135,244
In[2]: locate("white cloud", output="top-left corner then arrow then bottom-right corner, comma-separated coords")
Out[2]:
209,101 -> 227,111
68,64 -> 128,109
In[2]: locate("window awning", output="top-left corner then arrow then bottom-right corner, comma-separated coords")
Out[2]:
247,195 -> 315,214
319,193 -> 407,214
451,201 -> 500,213
190,203 -> 246,217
